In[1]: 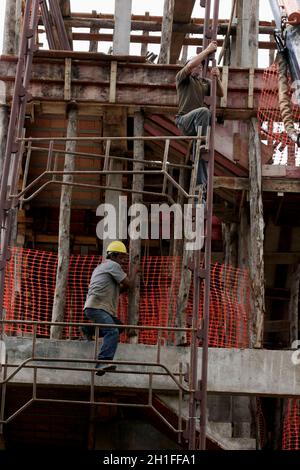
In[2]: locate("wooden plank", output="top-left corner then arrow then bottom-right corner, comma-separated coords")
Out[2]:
35,234 -> 97,245
109,61 -> 117,103
0,58 -> 268,116
214,177 -> 300,193
220,66 -> 229,108
248,67 -> 255,108
169,0 -> 196,64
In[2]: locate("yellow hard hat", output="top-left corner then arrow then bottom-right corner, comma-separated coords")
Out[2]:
106,240 -> 127,254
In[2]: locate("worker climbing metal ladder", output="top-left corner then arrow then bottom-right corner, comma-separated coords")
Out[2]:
0,0 -> 220,451
183,0 -> 220,450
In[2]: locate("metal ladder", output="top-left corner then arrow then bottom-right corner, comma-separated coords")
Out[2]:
184,0 -> 220,450
0,0 -> 40,337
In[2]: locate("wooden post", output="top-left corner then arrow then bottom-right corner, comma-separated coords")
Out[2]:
141,12 -> 149,56
158,0 -> 175,64
167,165 -> 187,341
180,39 -> 188,65
269,34 -> 275,66
288,264 -> 300,346
222,223 -> 238,267
249,118 -> 265,348
238,207 -> 250,291
58,0 -> 73,48
128,111 -> 144,343
89,10 -> 99,53
175,164 -> 195,346
51,103 -> 78,339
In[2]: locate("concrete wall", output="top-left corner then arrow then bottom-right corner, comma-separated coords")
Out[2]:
2,338 -> 300,396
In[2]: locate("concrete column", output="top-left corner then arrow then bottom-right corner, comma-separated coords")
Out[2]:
2,0 -> 22,56
0,0 -> 22,190
231,0 -> 259,67
113,0 -> 132,55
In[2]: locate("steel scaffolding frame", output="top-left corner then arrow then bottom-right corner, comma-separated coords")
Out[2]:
0,0 -> 220,450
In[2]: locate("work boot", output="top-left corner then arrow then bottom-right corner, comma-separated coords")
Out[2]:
95,363 -> 117,376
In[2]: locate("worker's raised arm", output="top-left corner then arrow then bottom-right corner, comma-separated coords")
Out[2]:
185,41 -> 218,74
121,264 -> 140,290
211,67 -> 224,98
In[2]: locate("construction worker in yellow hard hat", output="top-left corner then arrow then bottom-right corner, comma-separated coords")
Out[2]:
106,240 -> 127,255
83,240 -> 139,376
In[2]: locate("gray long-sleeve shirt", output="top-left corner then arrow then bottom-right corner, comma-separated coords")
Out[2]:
84,260 -> 127,316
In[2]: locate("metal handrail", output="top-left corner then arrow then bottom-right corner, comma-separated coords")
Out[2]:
0,318 -> 196,438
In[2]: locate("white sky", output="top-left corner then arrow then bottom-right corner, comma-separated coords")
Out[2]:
0,0 -> 273,66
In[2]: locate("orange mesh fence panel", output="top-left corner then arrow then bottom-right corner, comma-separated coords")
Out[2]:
258,63 -> 300,165
282,399 -> 300,450
3,247 -> 252,348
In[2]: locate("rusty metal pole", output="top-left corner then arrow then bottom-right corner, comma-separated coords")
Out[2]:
199,0 -> 220,450
0,0 -> 40,335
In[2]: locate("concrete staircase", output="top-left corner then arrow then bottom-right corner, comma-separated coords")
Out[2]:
157,394 -> 256,450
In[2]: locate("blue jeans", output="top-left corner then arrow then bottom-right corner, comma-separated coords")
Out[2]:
84,308 -> 119,361
175,107 -> 211,186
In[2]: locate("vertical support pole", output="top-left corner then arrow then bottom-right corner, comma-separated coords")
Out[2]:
234,0 -> 259,68
199,0 -> 220,451
288,264 -> 300,346
102,108 -> 127,255
128,111 -> 144,343
248,118 -> 265,348
222,222 -> 238,267
0,0 -> 40,338
141,12 -> 150,56
269,35 -> 276,66
113,0 -> 132,55
51,102 -> 78,339
89,10 -> 99,53
2,0 -> 22,56
158,0 -> 175,64
58,0 -> 73,48
0,0 -> 22,177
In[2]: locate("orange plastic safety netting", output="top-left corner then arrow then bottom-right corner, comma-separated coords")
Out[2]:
258,63 -> 300,165
3,247 -> 252,348
282,399 -> 300,450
